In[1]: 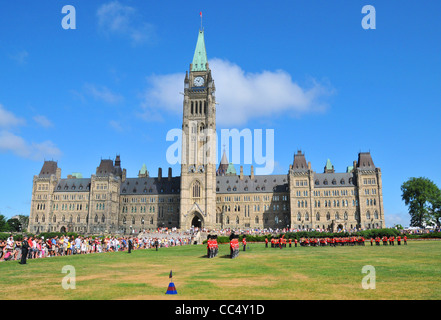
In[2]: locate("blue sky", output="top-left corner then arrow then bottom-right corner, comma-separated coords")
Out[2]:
0,0 -> 440,227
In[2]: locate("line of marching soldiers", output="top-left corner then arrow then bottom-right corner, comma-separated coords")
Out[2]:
265,235 -> 408,248
206,235 -> 219,258
207,234 -> 248,259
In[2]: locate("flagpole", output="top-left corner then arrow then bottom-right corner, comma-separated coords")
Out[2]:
200,11 -> 203,30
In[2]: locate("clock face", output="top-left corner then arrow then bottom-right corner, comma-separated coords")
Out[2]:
193,76 -> 204,87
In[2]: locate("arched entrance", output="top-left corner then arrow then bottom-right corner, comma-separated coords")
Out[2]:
191,214 -> 203,229
60,226 -> 66,233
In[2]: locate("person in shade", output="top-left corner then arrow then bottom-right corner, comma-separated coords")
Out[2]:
128,237 -> 133,253
19,236 -> 29,265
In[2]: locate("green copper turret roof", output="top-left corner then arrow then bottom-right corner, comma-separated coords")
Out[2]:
325,159 -> 333,171
191,30 -> 207,71
226,163 -> 236,175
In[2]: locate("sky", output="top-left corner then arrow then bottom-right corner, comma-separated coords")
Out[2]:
0,0 -> 440,227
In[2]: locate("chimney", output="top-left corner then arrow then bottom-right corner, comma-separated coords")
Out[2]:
158,167 -> 162,181
122,168 -> 126,182
250,165 -> 254,180
168,167 -> 172,181
308,162 -> 311,170
239,166 -> 243,180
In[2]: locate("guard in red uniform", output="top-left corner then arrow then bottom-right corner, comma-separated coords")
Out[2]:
265,237 -> 268,248
404,235 -> 407,245
242,236 -> 247,251
397,235 -> 401,245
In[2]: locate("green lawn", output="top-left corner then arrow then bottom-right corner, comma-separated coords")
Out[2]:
1,240 -> 440,300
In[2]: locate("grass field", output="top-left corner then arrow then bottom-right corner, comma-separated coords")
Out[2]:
0,240 -> 440,300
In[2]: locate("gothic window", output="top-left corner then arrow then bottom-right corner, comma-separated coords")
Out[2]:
366,211 -> 371,220
326,212 -> 331,221
102,215 -> 105,223
305,213 -> 309,221
335,213 -> 339,220
132,217 -> 135,225
53,215 -> 56,223
77,215 -> 80,223
316,212 -> 320,221
192,181 -> 201,198
191,101 -> 194,114
374,211 -> 379,219
94,215 -> 98,223
35,215 -> 39,223
42,215 -> 45,222
297,212 -> 301,221
226,216 -> 230,224
344,212 -> 348,220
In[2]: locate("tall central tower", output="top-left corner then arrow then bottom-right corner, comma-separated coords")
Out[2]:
179,29 -> 217,230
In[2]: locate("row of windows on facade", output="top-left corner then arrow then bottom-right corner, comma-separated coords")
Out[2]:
34,214 -> 158,225
315,178 -> 354,186
221,204 -> 288,213
121,205 -> 177,214
121,187 -> 179,194
122,197 -> 177,203
295,210 -> 380,222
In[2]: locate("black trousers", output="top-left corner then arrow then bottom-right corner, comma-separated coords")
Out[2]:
20,248 -> 28,264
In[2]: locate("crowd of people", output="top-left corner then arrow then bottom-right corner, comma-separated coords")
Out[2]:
0,232 -> 194,263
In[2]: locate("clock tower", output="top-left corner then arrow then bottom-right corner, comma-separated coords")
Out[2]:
179,29 -> 217,230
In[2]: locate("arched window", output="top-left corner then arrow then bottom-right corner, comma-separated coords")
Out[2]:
35,215 -> 39,223
297,212 -> 301,221
94,215 -> 98,223
192,181 -> 201,198
53,215 -> 56,223
77,215 -> 80,223
236,216 -> 239,224
374,211 -> 379,219
316,212 -> 320,221
344,212 -> 348,220
255,216 -> 259,224
366,211 -> 371,220
326,212 -> 331,221
102,214 -> 105,223
305,213 -> 309,221
42,215 -> 45,223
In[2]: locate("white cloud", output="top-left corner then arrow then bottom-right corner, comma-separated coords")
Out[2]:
84,83 -> 124,104
9,50 -> 29,65
97,1 -> 155,46
140,58 -> 332,126
33,115 -> 53,128
0,104 -> 61,161
0,104 -> 26,128
0,130 -> 61,161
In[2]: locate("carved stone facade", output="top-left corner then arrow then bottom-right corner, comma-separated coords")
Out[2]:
28,29 -> 385,235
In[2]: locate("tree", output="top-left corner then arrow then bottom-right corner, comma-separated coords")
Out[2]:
0,214 -> 9,232
7,218 -> 21,232
401,177 -> 441,228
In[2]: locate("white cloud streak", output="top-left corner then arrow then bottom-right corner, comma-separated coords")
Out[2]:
140,58 -> 333,126
97,1 -> 155,46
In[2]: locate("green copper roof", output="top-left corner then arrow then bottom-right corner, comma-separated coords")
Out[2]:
71,172 -> 83,178
140,163 -> 148,175
226,163 -> 236,175
346,166 -> 354,173
191,30 -> 207,71
325,159 -> 333,170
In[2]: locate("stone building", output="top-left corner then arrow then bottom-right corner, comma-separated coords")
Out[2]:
28,29 -> 385,235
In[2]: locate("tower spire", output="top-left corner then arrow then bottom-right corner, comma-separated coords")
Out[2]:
191,27 -> 207,72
